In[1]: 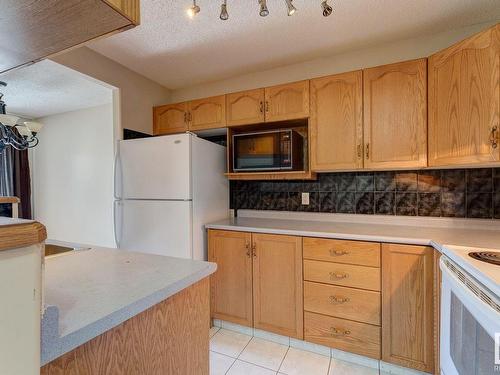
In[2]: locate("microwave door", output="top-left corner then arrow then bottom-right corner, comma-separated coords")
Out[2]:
233,132 -> 281,171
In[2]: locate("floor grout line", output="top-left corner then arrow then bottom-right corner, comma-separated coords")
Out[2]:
276,345 -> 290,374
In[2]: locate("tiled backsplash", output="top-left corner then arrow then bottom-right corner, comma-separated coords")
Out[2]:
230,168 -> 500,219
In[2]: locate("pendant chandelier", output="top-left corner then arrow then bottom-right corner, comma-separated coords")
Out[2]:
0,81 -> 43,153
187,0 -> 333,20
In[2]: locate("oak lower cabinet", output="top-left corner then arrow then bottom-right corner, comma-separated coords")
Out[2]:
428,24 -> 500,167
381,243 -> 435,373
208,230 -> 303,339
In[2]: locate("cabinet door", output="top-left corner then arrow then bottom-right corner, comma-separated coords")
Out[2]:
310,71 -> 363,171
153,102 -> 188,135
381,244 -> 434,373
363,59 -> 427,169
226,89 -> 265,126
188,95 -> 226,131
264,81 -> 309,122
252,233 -> 303,338
428,24 -> 500,166
208,230 -> 253,327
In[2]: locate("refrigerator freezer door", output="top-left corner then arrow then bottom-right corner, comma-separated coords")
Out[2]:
116,134 -> 191,200
114,200 -> 192,258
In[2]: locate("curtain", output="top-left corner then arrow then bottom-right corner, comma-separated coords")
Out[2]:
12,148 -> 32,219
0,146 -> 14,217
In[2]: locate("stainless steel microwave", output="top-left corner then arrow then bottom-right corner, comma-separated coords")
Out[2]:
232,129 -> 304,172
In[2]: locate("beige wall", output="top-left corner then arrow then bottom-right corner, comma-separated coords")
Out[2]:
170,21 -> 497,102
51,47 -> 171,135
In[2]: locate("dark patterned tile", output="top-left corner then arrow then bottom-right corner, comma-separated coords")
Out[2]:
494,192 -> 500,219
418,171 -> 441,192
395,192 -> 417,216
355,192 -> 374,214
493,169 -> 500,193
441,170 -> 466,192
336,192 -> 355,213
356,173 -> 374,192
466,193 -> 492,218
319,192 -> 336,213
299,192 -> 320,212
396,172 -> 418,192
273,181 -> 288,192
374,172 -> 396,192
261,192 -> 288,210
441,192 -> 466,217
287,181 -> 303,193
234,191 -> 248,209
466,169 -> 493,193
338,173 -> 357,192
418,193 -> 441,217
375,192 -> 395,215
303,180 -> 320,192
288,192 -> 301,211
319,174 -> 337,192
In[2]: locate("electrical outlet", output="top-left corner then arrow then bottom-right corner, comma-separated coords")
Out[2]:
301,192 -> 310,205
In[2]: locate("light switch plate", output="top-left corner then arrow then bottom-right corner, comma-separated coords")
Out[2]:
301,192 -> 310,205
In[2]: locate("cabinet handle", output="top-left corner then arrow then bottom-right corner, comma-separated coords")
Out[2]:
259,101 -> 264,114
357,144 -> 362,159
329,272 -> 348,280
329,296 -> 350,304
245,242 -> 251,258
184,112 -> 188,123
329,249 -> 349,257
265,101 -> 269,113
365,143 -> 370,159
252,243 -> 257,257
330,327 -> 351,336
490,126 -> 499,149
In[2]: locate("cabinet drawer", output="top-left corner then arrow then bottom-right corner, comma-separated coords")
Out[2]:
303,260 -> 380,291
304,282 -> 380,325
304,311 -> 381,359
303,238 -> 380,267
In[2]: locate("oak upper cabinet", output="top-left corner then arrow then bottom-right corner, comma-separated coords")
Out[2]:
188,95 -> 227,131
428,24 -> 500,167
1,0 -> 140,74
252,233 -> 303,339
310,71 -> 363,171
264,81 -> 310,122
226,89 -> 265,126
208,230 -> 253,327
381,244 -> 435,373
153,102 -> 188,135
363,59 -> 428,169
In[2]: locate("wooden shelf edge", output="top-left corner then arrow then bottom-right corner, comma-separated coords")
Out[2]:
225,171 -> 317,181
0,221 -> 47,251
0,196 -> 20,204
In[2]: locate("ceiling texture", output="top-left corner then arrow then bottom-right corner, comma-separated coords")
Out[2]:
89,0 -> 500,90
0,60 -> 113,118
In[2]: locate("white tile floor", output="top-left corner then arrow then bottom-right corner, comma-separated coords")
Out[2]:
209,327 -> 392,375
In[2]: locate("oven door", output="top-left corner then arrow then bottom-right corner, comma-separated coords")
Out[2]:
440,257 -> 500,375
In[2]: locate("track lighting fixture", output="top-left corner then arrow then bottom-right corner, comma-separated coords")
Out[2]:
220,0 -> 229,20
284,0 -> 296,16
321,0 -> 333,17
259,0 -> 269,17
187,0 -> 200,18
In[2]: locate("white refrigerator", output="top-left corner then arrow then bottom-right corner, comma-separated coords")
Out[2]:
114,133 -> 228,260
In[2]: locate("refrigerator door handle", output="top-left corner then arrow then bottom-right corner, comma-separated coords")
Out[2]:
113,200 -> 122,248
113,145 -> 123,200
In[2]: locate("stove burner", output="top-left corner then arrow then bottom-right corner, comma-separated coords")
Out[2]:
468,251 -> 500,266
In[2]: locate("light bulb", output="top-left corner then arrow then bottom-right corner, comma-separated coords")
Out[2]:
220,1 -> 229,20
284,0 -> 296,16
187,1 -> 200,18
321,0 -> 333,17
259,0 -> 269,17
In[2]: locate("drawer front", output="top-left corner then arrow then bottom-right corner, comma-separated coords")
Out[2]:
304,311 -> 381,359
304,260 -> 381,291
304,282 -> 381,326
304,238 -> 381,267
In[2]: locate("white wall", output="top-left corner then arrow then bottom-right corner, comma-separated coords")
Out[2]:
170,21 -> 497,102
32,104 -> 115,247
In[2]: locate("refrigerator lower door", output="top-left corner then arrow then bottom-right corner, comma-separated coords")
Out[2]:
114,199 -> 192,259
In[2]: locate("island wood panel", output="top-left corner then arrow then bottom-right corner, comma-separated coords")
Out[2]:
304,282 -> 381,326
303,237 -> 380,267
153,102 -> 188,135
264,81 -> 310,122
41,278 -> 210,375
0,222 -> 46,251
0,0 -> 136,74
303,259 -> 381,291
304,311 -> 381,359
381,244 -> 434,373
208,230 -> 253,327
363,59 -> 428,169
310,71 -> 363,171
188,95 -> 227,131
433,250 -> 442,375
252,233 -> 303,339
226,89 -> 265,126
428,24 -> 500,166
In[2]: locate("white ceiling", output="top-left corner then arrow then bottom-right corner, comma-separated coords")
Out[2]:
0,60 -> 113,118
88,0 -> 500,90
